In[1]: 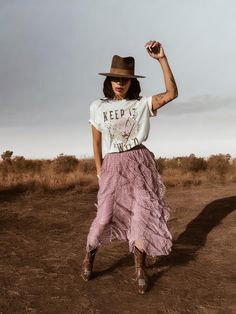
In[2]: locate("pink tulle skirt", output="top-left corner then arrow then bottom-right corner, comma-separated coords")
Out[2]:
86,144 -> 172,257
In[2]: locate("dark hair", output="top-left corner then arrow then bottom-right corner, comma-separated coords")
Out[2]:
102,77 -> 141,100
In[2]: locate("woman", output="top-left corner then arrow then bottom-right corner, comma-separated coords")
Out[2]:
81,40 -> 178,294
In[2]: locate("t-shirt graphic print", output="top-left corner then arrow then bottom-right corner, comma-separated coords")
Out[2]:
89,96 -> 157,157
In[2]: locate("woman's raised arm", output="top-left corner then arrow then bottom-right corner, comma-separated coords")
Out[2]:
144,40 -> 178,111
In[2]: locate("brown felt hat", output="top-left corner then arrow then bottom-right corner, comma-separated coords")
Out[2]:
98,55 -> 146,78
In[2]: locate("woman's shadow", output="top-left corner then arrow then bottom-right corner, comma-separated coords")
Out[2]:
93,195 -> 236,288
148,195 -> 236,288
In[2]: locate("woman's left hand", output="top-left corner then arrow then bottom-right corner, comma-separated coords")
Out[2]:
144,40 -> 166,60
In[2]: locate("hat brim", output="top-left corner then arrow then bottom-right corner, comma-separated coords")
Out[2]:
98,72 -> 146,78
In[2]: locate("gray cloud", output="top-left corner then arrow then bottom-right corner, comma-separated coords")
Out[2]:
159,95 -> 236,116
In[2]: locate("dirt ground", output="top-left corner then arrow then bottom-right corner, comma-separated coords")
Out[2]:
0,183 -> 235,314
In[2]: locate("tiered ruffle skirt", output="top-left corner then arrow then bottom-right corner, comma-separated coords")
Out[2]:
86,144 -> 172,257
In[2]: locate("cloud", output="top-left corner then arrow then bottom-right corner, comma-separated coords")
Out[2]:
159,94 -> 236,116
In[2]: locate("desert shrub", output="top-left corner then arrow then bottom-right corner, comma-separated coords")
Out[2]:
161,155 -> 208,173
180,154 -> 207,172
1,150 -> 13,161
0,161 -> 9,177
207,154 -> 231,176
163,167 -> 207,188
155,157 -> 166,174
77,158 -> 96,174
52,155 -> 79,173
163,157 -> 181,169
11,156 -> 43,173
230,158 -> 236,182
232,157 -> 236,167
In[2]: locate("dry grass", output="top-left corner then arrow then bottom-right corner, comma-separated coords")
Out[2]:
0,153 -> 236,193
0,156 -> 98,193
162,168 -> 236,187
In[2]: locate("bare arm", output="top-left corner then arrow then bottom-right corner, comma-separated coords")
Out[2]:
152,56 -> 178,110
91,125 -> 103,177
144,40 -> 178,111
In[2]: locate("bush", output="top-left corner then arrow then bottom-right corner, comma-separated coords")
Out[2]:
1,150 -> 13,162
77,158 -> 96,174
180,154 -> 207,172
162,155 -> 208,173
10,156 -> 43,173
52,155 -> 79,173
207,154 -> 231,176
163,157 -> 180,169
155,157 -> 166,174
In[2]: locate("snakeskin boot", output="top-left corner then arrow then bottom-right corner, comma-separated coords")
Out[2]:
133,246 -> 148,294
81,248 -> 97,281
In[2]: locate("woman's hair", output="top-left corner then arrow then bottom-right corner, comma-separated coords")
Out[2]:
103,77 -> 141,100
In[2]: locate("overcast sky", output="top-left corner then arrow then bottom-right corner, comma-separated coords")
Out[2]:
0,0 -> 235,159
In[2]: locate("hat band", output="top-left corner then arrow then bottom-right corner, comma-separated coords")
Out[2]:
110,67 -> 134,76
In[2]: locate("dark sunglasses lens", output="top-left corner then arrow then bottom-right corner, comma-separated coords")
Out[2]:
111,77 -> 130,83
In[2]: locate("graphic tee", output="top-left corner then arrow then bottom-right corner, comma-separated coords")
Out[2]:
89,96 -> 157,157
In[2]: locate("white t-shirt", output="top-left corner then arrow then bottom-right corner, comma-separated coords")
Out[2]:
89,96 -> 157,157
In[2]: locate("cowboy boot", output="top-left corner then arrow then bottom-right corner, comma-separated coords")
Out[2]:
133,246 -> 148,294
81,248 -> 97,281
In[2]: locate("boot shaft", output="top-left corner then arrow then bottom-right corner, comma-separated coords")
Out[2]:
133,246 -> 148,294
81,248 -> 98,282
134,246 -> 146,269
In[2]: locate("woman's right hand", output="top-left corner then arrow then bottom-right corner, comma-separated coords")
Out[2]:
144,40 -> 166,60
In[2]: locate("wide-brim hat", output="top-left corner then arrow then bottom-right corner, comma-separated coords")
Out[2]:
98,55 -> 146,78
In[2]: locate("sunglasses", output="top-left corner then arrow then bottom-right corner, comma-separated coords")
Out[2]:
110,77 -> 131,83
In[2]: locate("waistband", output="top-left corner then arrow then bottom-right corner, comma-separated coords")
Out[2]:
107,144 -> 147,155
127,144 -> 146,152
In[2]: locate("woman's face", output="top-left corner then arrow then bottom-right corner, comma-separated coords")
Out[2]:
110,77 -> 131,100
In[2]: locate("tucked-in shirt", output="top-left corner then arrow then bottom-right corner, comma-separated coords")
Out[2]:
89,96 -> 157,157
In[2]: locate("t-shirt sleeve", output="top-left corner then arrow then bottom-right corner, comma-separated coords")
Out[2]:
145,96 -> 158,117
88,100 -> 102,131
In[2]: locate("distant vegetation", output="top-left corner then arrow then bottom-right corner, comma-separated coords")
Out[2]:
0,151 -> 236,193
